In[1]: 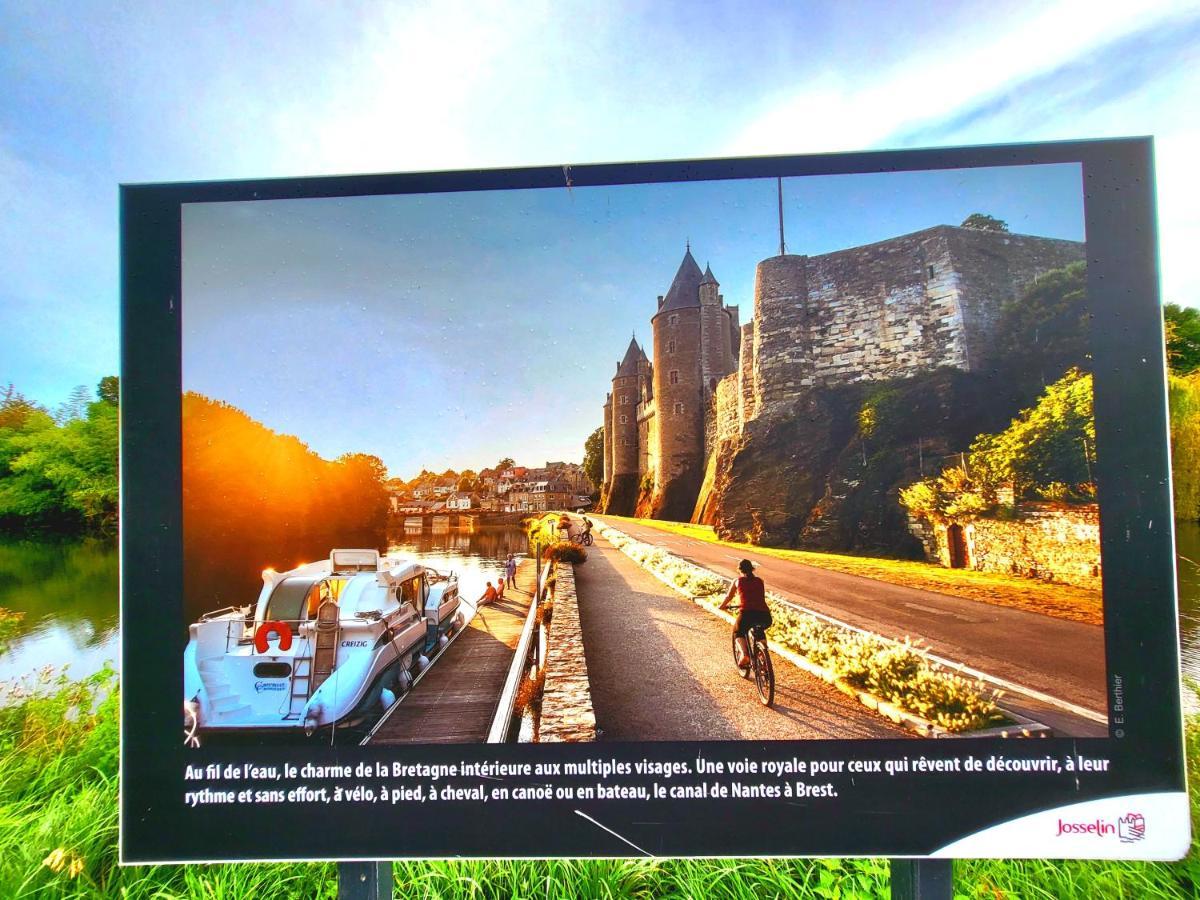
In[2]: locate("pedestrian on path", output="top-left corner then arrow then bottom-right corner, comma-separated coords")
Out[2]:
505,554 -> 517,589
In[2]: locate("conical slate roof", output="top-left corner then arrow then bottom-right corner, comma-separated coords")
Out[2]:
701,263 -> 718,286
660,248 -> 705,311
616,336 -> 646,377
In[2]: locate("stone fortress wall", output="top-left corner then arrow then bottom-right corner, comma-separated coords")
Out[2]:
603,225 -> 1085,520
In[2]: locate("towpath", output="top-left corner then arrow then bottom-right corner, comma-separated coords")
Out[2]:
572,532 -> 911,741
592,515 -> 1107,736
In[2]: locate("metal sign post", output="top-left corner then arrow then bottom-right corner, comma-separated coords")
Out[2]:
890,859 -> 952,899
337,861 -> 392,899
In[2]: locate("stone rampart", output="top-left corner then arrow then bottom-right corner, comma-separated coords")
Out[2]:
915,503 -> 1101,588
749,227 -> 1086,406
537,561 -> 597,742
714,372 -> 741,442
946,228 -> 1085,374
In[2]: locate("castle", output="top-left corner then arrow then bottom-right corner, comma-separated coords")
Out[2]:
601,224 -> 1085,522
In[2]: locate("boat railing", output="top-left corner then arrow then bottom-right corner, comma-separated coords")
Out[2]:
199,606 -> 248,622
206,613 -> 386,655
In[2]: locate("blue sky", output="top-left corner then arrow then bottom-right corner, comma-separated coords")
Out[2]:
3,1 -> 1198,459
183,164 -> 1083,475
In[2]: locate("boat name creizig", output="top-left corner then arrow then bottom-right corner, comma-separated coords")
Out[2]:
341,640 -> 370,648
254,680 -> 288,693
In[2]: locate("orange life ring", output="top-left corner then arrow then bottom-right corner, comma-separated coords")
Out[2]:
254,620 -> 293,654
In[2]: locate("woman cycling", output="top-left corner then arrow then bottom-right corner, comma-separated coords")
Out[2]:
719,559 -> 772,669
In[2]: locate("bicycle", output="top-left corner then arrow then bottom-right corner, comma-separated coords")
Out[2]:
579,530 -> 594,546
731,612 -> 775,707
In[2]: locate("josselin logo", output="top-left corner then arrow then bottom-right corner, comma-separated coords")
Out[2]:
254,681 -> 287,694
1056,813 -> 1146,843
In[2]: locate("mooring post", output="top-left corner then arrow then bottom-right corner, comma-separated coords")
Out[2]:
337,861 -> 392,899
889,859 -> 953,900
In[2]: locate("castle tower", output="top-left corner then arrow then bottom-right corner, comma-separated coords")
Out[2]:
698,264 -> 736,396
603,336 -> 649,515
650,247 -> 707,520
751,254 -> 810,409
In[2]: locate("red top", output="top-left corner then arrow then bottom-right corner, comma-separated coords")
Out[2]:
736,575 -> 768,612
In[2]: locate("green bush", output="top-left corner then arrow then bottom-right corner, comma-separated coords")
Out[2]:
547,541 -> 587,564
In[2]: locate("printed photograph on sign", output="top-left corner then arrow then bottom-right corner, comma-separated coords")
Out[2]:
180,162 -> 1102,748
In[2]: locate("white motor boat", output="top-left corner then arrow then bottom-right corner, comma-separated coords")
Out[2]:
183,548 -> 464,742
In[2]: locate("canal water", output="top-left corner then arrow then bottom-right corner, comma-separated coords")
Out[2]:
1175,520 -> 1200,693
0,524 -> 530,686
3,524 -> 1200,690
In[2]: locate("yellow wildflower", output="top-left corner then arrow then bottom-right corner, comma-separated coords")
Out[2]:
43,848 -> 66,872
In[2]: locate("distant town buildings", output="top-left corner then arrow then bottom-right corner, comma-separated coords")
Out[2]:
386,460 -> 594,515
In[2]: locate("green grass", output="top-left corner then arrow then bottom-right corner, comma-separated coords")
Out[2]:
602,515 -> 1104,626
2,670 -> 1198,898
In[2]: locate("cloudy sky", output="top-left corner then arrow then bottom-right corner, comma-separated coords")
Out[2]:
182,164 -> 1083,475
3,1 -> 1197,458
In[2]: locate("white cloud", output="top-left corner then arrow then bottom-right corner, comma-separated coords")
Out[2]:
722,1 -> 1200,305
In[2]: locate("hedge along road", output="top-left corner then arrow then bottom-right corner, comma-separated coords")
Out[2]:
571,530 -> 912,741
592,515 -> 1107,736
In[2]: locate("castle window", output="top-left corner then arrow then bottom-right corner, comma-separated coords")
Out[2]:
619,414 -> 628,424
667,339 -> 676,353
928,265 -> 935,278
620,394 -> 630,405
623,438 -> 632,447
669,370 -> 679,385
668,314 -> 679,326
673,402 -> 684,415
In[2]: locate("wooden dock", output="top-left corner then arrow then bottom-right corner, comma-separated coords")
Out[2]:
366,569 -> 533,745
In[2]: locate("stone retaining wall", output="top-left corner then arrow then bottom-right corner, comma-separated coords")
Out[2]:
537,561 -> 598,742
913,503 -> 1101,588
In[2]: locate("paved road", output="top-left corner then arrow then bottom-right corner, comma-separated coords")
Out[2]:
572,533 -> 912,741
593,516 -> 1107,731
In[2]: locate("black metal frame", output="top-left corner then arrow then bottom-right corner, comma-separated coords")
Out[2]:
120,138 -> 1183,864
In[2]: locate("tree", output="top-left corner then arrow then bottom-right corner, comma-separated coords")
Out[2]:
960,213 -> 1009,232
901,368 -> 1096,521
1169,373 -> 1200,519
54,385 -> 93,424
967,368 -> 1095,499
582,426 -> 604,491
0,385 -> 44,430
996,261 -> 1089,393
1165,303 -> 1200,375
496,457 -> 515,471
98,375 -> 119,406
0,394 -> 118,531
338,452 -> 388,484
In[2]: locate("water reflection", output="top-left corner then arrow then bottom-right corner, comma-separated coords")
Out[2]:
4,522 -> 1198,691
386,525 -> 530,618
0,538 -> 119,682
1176,521 -> 1200,693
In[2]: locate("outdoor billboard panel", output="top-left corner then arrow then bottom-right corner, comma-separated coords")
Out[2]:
120,138 -> 1188,862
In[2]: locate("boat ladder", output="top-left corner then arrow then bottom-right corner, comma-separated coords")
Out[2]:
286,653 -> 314,720
285,602 -> 341,720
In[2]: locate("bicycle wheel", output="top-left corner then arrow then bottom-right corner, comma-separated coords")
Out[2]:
732,631 -> 751,679
753,636 -> 774,706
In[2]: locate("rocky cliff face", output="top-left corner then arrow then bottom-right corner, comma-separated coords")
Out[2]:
694,369 -> 1021,554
